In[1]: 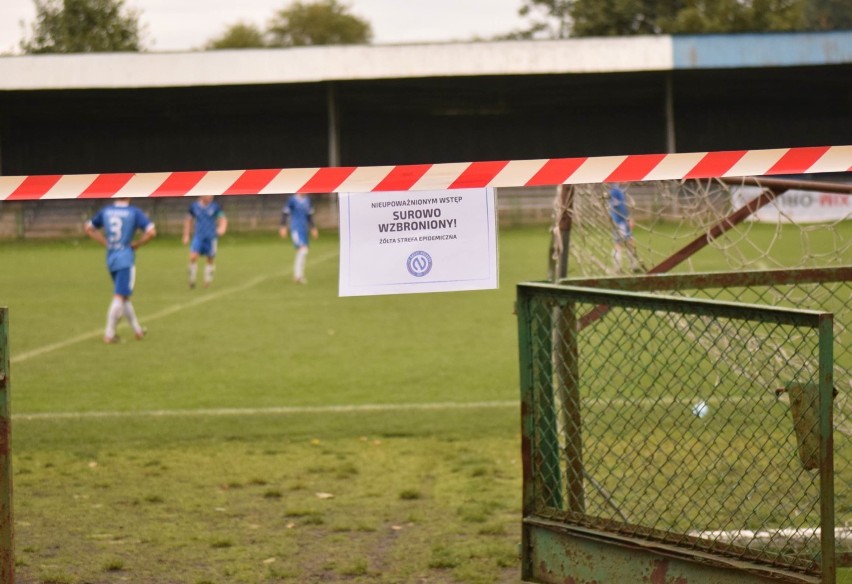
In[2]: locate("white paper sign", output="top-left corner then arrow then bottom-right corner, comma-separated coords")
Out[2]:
339,188 -> 498,297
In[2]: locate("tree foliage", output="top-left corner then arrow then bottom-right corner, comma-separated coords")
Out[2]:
205,22 -> 267,50
665,0 -> 809,34
204,0 -> 372,50
515,0 -> 573,39
514,0 -> 850,38
266,0 -> 372,47
22,0 -> 143,54
805,0 -> 852,30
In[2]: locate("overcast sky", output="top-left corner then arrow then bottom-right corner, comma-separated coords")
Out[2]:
1,0 -> 524,53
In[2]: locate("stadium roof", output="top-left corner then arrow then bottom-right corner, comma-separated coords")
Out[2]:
0,31 -> 850,91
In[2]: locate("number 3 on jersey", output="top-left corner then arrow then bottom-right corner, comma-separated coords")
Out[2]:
108,216 -> 123,245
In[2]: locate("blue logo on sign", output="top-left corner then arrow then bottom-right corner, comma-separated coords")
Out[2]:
406,251 -> 433,277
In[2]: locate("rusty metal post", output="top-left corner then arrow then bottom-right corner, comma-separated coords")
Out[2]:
536,301 -> 563,510
556,185 -> 574,280
549,185 -> 584,512
555,300 -> 584,513
0,308 -> 13,584
548,185 -> 574,282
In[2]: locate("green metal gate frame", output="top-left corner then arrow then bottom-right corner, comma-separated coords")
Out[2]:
0,308 -> 13,584
517,281 -> 835,584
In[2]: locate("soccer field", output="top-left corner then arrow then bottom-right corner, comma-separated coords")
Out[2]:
1,228 -> 544,584
1,223 -> 850,583
6,230 -> 539,413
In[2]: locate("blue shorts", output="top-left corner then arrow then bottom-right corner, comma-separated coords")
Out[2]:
110,266 -> 135,297
612,222 -> 632,243
191,237 -> 218,258
290,228 -> 309,249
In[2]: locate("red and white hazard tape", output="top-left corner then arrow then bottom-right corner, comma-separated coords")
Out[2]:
1,146 -> 849,201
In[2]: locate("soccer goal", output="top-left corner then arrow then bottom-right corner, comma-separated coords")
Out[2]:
520,177 -> 851,583
551,177 -> 851,512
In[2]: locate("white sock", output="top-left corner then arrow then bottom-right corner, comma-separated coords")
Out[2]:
188,263 -> 198,285
612,248 -> 622,271
123,301 -> 143,335
295,247 -> 308,281
106,297 -> 124,339
628,249 -> 640,271
204,264 -> 215,284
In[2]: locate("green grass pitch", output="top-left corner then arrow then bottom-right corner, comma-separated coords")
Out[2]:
0,222 -> 849,583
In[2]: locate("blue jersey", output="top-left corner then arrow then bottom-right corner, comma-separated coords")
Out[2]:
609,186 -> 630,226
89,203 -> 153,271
282,195 -> 314,246
188,200 -> 224,241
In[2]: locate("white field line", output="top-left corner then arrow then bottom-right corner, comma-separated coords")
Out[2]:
13,395 -> 779,422
10,250 -> 338,365
13,400 -> 517,421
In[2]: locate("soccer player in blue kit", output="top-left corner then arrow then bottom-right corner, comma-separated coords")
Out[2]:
279,193 -> 318,284
609,183 -> 641,273
85,198 -> 157,343
182,195 -> 228,289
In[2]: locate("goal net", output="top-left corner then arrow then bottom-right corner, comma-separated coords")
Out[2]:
548,176 -> 851,565
555,177 -> 851,277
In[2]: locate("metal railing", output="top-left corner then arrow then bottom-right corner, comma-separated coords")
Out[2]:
518,280 -> 836,582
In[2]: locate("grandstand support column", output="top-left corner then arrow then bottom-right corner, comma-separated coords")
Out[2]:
664,72 -> 676,153
327,82 -> 341,167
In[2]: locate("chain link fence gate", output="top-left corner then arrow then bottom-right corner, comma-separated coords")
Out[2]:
565,266 -> 852,566
517,280 -> 837,583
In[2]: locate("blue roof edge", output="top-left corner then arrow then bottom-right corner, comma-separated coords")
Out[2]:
672,30 -> 852,69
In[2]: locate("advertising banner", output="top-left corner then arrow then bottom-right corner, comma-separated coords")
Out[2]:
733,186 -> 851,223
